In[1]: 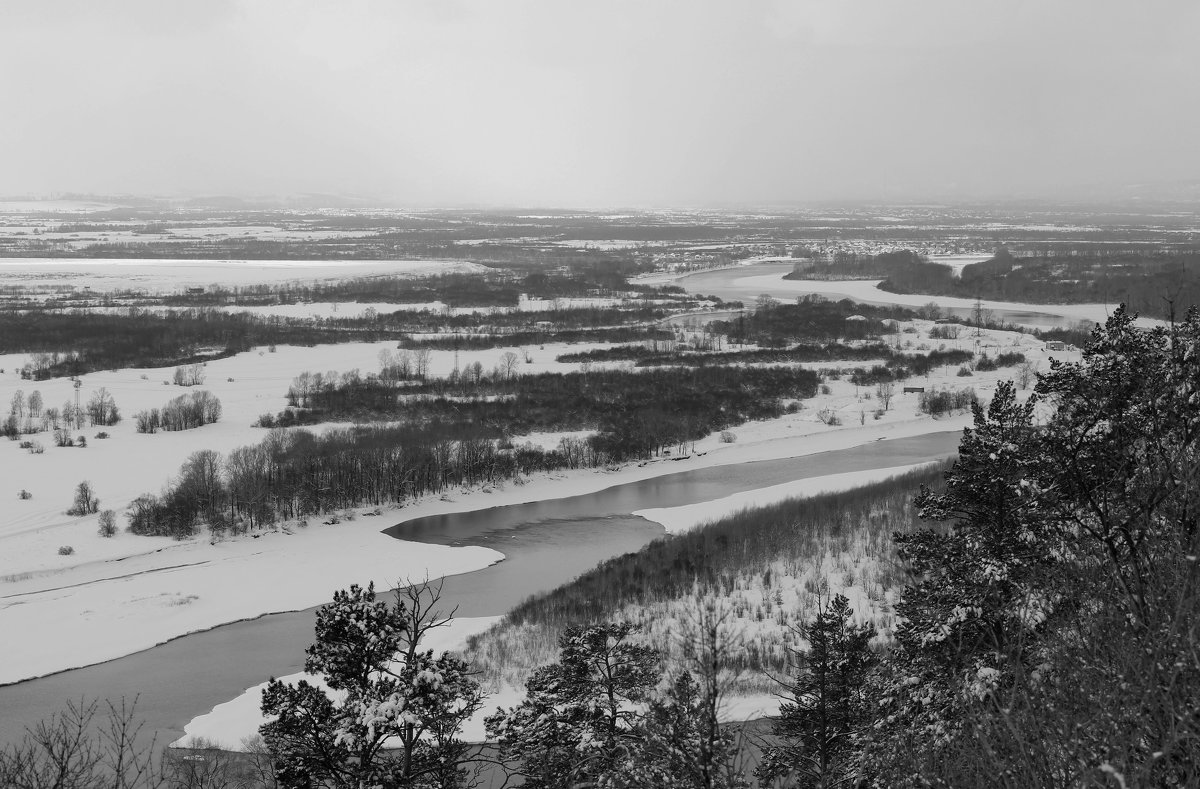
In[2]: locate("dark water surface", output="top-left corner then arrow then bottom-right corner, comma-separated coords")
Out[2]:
0,431 -> 958,750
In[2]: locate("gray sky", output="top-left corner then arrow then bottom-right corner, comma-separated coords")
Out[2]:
2,1 -> 1198,207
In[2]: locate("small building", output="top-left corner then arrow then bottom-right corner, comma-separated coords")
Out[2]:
1045,341 -> 1067,351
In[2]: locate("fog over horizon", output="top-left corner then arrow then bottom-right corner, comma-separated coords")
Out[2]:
3,1 -> 1198,208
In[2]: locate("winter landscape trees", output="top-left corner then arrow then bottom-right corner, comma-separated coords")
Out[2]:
841,308 -> 1198,785
260,580 -> 484,789
468,307 -> 1200,786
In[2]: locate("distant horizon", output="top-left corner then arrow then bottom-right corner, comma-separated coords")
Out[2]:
5,178 -> 1200,214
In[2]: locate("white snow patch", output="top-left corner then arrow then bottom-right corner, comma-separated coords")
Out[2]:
635,464 -> 932,534
173,615 -> 503,750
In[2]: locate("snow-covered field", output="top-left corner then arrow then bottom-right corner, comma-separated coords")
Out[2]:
648,261 -> 1161,329
0,258 -> 487,294
763,276 -> 1141,326
176,462 -> 936,749
0,322 -> 1071,683
205,294 -> 674,320
928,253 -> 990,276
0,338 -> 651,684
0,200 -> 119,213
0,306 -> 1077,747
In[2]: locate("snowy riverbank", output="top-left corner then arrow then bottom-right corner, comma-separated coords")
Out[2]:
1,320 -> 1067,686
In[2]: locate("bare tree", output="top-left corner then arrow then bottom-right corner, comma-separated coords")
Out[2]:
1015,359 -> 1038,390
875,381 -> 895,411
67,480 -> 99,516
0,697 -> 166,789
499,350 -> 521,380
413,347 -> 433,380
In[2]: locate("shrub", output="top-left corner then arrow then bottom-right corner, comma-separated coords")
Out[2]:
929,323 -> 962,339
817,408 -> 842,426
918,387 -> 977,417
97,510 -> 117,538
719,430 -> 737,443
18,489 -> 31,499
94,431 -> 109,439
76,436 -> 87,448
58,545 -> 75,556
994,350 -> 1026,367
957,367 -> 973,377
819,384 -> 833,395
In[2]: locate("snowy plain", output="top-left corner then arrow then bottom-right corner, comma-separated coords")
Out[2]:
0,258 -> 487,295
0,319 -> 1074,688
176,464 -> 933,748
641,259 -> 1160,329
0,254 -> 1088,752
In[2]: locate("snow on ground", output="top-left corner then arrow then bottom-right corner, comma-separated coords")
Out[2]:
928,253 -> 990,276
160,321 -> 1066,749
553,239 -> 676,250
748,274 -> 1152,326
762,276 -> 1142,326
652,261 -> 1163,329
174,615 -> 503,750
0,321 -> 1073,688
0,520 -> 501,686
0,200 -> 119,213
215,302 -> 450,320
635,463 -> 934,535
203,294 -> 673,320
0,258 -> 487,294
175,613 -> 779,749
0,339 -> 633,576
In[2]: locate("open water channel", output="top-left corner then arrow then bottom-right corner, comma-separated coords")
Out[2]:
0,432 -> 958,749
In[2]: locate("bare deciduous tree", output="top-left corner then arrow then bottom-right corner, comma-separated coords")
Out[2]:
875,381 -> 895,411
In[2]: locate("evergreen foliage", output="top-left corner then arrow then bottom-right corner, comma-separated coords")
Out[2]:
260,581 -> 483,789
758,594 -> 876,788
487,622 -> 747,789
858,307 -> 1200,786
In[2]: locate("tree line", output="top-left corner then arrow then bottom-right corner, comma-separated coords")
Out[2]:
134,391 -> 222,433
879,247 -> 1200,321
129,364 -> 816,539
265,364 -> 819,458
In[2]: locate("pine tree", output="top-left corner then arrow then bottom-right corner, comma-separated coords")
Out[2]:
486,622 -> 659,788
859,308 -> 1200,786
758,594 -> 876,788
859,380 -> 1054,783
260,580 -> 483,789
613,670 -> 748,789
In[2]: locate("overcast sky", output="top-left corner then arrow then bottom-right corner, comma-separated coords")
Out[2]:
2,1 -> 1197,207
